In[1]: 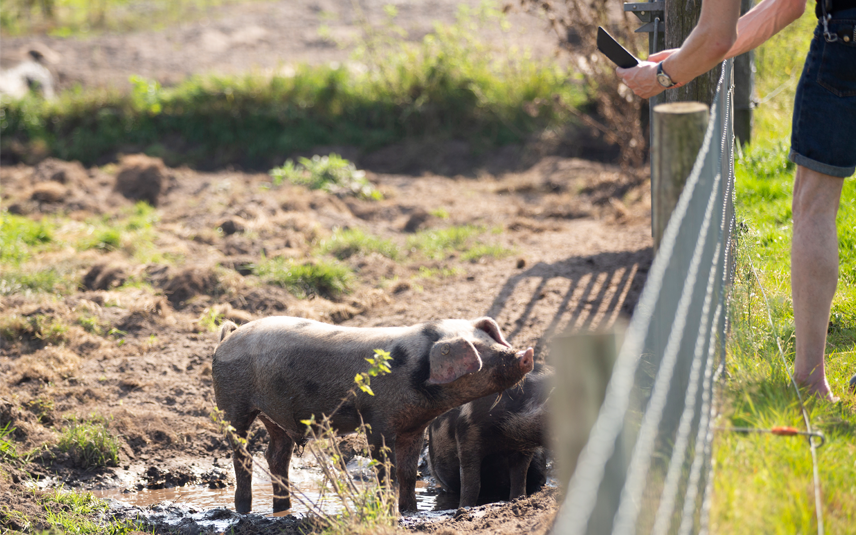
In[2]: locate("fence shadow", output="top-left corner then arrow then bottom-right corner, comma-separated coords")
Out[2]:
485,248 -> 653,356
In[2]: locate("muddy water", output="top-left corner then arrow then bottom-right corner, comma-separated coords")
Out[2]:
92,454 -> 453,516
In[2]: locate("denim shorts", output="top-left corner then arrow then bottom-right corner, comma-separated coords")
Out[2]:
790,7 -> 856,178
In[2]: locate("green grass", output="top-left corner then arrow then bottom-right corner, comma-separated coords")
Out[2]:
254,256 -> 354,298
0,6 -> 585,169
56,416 -> 120,469
0,212 -> 54,264
406,225 -> 485,260
316,228 -> 400,261
271,154 -> 382,200
714,8 -> 856,533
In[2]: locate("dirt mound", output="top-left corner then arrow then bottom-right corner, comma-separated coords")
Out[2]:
83,262 -> 131,291
114,154 -> 172,206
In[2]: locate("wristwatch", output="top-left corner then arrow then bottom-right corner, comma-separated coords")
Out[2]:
656,62 -> 676,88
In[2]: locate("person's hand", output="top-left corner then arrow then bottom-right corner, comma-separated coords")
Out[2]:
616,61 -> 664,99
647,49 -> 679,63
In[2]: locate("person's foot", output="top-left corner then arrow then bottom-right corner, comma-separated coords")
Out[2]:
793,371 -> 837,402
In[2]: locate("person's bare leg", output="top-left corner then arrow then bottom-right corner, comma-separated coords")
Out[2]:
791,164 -> 844,401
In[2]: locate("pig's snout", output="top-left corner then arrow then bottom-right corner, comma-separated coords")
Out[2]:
517,347 -> 535,374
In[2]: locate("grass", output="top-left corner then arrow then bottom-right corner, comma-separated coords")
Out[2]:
56,416 -> 120,468
0,5 -> 586,169
270,154 -> 382,200
712,8 -> 856,533
406,225 -> 484,260
254,256 -> 354,298
317,228 -> 400,261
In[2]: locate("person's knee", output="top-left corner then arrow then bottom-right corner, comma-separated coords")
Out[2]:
792,166 -> 844,224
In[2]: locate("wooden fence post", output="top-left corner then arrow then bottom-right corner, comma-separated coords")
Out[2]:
651,102 -> 710,250
549,328 -> 622,498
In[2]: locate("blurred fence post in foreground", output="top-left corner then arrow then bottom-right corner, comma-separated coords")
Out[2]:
549,329 -> 621,497
551,59 -> 735,535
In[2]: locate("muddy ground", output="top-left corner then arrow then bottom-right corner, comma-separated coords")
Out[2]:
0,2 -> 652,534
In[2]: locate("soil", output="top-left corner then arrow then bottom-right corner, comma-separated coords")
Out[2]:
0,2 -> 653,534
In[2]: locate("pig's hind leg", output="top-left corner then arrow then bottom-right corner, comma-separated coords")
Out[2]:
229,409 -> 259,514
508,451 -> 535,501
259,415 -> 295,513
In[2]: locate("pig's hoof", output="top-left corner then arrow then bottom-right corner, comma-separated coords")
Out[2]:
273,498 -> 292,513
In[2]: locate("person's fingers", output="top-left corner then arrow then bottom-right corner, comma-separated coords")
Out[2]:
647,49 -> 678,62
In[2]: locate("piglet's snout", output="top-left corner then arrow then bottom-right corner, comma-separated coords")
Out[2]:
516,347 -> 535,374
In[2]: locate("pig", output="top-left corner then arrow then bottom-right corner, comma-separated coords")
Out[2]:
427,366 -> 551,507
211,315 -> 534,514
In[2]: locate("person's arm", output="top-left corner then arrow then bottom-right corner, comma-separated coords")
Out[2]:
725,0 -> 806,58
617,0 -> 804,99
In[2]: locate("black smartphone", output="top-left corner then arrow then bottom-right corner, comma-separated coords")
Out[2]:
596,27 -> 639,69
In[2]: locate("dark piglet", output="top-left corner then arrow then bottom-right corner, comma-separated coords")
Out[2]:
427,366 -> 551,507
212,315 -> 534,514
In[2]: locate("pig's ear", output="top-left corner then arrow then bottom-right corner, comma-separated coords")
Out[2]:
427,338 -> 483,385
472,317 -> 511,348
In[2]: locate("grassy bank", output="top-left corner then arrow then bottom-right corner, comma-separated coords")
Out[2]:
0,6 -> 585,170
712,9 -> 856,534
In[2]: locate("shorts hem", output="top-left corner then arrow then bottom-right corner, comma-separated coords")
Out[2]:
788,149 -> 855,178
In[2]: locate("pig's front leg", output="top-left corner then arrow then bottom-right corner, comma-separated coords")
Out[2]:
457,443 -> 483,507
394,431 -> 424,512
508,452 -> 535,501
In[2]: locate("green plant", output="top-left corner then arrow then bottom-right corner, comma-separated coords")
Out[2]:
198,307 -> 224,332
38,487 -> 148,535
316,228 -> 400,260
0,423 -> 24,462
56,416 -> 120,468
254,256 -> 353,298
270,154 -> 382,200
406,225 -> 483,259
460,243 -> 514,262
0,212 -> 54,264
0,314 -> 69,345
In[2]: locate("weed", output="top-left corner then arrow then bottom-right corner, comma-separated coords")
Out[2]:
460,243 -> 514,262
317,228 -> 400,261
0,314 -> 69,345
198,307 -> 224,332
0,267 -> 77,296
254,256 -> 353,298
0,212 -> 54,264
406,225 -> 483,259
56,415 -> 120,468
271,154 -> 382,200
38,487 -> 148,535
1,423 -> 23,462
429,208 -> 450,219
414,266 -> 465,280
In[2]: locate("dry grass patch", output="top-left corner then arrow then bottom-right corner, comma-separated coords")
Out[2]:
14,347 -> 82,384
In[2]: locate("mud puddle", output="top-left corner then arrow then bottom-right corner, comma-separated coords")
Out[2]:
93,451 -> 460,533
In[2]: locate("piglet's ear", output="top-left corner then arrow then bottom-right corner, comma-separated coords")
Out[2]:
472,317 -> 511,348
427,337 -> 483,385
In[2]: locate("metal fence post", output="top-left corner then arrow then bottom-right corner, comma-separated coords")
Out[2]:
651,102 -> 710,250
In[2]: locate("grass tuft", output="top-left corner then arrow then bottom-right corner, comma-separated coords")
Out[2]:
317,228 -> 400,261
254,256 -> 353,298
56,416 -> 120,468
271,154 -> 382,200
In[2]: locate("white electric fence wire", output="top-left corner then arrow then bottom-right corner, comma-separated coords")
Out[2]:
649,238 -> 721,535
611,169 -> 722,534
748,258 -> 825,535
